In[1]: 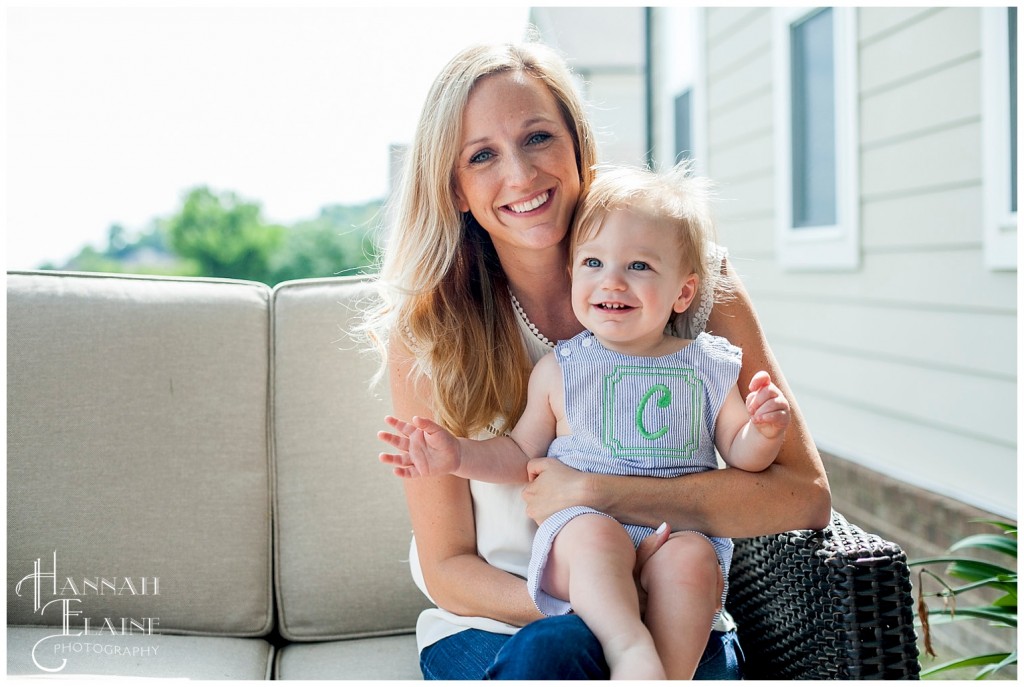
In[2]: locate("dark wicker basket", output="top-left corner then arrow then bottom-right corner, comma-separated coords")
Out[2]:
726,510 -> 921,679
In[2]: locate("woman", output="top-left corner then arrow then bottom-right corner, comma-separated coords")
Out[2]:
364,39 -> 831,680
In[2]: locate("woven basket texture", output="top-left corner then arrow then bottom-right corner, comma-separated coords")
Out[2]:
727,510 -> 921,679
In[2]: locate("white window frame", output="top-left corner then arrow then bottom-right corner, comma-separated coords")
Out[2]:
773,7 -> 859,270
982,7 -> 1017,271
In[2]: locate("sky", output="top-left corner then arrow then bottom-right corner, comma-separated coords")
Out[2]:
5,4 -> 532,270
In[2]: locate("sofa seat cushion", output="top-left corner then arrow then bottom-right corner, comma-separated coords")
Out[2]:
275,634 -> 420,680
7,627 -> 274,679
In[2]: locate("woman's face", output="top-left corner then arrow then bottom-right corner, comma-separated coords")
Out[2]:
453,71 -> 581,260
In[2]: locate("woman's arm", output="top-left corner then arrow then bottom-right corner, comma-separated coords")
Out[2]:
523,260 -> 831,537
388,336 -> 545,626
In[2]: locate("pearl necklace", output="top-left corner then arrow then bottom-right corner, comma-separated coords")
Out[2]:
509,290 -> 554,349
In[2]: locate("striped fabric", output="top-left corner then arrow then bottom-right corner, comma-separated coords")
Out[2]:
526,330 -> 740,620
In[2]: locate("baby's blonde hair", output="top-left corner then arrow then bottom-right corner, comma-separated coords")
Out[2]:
362,39 -> 598,437
570,162 -> 729,336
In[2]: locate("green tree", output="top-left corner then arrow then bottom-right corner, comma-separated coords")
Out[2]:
107,223 -> 129,256
267,202 -> 382,283
43,188 -> 382,284
167,186 -> 285,283
53,220 -> 194,276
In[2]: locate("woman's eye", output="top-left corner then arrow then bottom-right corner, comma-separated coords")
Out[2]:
584,258 -> 602,268
468,150 -> 493,164
527,132 -> 552,145
629,261 -> 649,271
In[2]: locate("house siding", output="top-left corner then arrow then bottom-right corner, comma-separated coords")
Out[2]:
698,6 -> 1016,517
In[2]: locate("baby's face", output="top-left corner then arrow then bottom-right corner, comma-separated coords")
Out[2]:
570,208 -> 697,356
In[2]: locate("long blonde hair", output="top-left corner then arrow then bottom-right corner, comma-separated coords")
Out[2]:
363,40 -> 598,437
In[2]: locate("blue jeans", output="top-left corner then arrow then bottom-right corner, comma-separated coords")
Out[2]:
419,614 -> 745,680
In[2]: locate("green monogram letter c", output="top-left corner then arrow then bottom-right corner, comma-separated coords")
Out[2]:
636,384 -> 672,440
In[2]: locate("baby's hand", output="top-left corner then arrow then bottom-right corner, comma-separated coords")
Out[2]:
377,415 -> 461,478
745,371 -> 790,440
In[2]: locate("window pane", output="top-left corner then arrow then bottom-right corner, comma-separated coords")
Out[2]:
674,89 -> 693,162
791,8 -> 836,228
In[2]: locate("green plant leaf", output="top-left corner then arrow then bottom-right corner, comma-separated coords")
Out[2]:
974,651 -> 1017,679
914,520 -> 1017,678
951,534 -> 1017,558
911,558 -> 1015,589
918,574 -> 1017,598
922,606 -> 1016,626
950,577 -> 1017,597
944,559 -> 1015,582
993,592 -> 1017,608
909,555 -> 987,569
969,519 -> 1017,537
920,652 -> 1013,678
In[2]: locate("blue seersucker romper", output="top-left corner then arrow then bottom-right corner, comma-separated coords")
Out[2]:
526,330 -> 739,623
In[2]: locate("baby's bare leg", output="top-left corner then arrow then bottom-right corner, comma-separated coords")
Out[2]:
639,532 -> 724,680
542,514 -> 665,680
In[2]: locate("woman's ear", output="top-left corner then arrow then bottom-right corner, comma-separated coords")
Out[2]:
672,273 -> 700,314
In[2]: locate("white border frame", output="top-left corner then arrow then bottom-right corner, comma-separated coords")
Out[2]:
982,7 -> 1017,271
773,6 -> 859,271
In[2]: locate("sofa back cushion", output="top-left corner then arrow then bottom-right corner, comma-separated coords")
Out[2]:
272,277 -> 429,641
7,272 -> 274,636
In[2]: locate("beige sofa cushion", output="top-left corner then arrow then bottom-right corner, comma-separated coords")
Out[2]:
275,634 -> 421,680
272,277 -> 430,641
7,272 -> 274,637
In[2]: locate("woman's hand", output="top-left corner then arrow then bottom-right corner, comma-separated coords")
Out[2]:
523,458 -> 594,524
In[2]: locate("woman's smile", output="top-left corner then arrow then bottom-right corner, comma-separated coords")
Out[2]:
505,189 -> 552,215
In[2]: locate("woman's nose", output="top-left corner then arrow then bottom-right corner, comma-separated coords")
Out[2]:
505,150 -> 538,187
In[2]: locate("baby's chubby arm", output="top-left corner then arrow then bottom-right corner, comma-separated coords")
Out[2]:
378,354 -> 560,484
714,371 -> 790,472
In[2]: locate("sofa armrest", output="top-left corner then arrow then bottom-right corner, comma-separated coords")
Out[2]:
726,510 -> 921,679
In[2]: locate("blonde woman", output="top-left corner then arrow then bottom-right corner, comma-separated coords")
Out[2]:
364,39 -> 831,680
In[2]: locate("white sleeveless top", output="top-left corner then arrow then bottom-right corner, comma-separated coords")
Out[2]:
409,247 -> 733,653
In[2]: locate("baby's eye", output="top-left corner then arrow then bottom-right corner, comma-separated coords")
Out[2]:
468,149 -> 494,164
628,261 -> 650,271
583,257 -> 602,268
